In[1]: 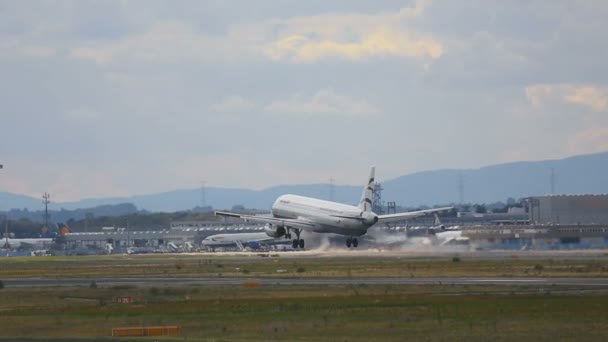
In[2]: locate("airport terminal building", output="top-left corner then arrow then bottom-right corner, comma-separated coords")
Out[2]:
525,194 -> 608,225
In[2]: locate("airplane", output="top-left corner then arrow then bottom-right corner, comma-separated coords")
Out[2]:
404,213 -> 467,246
201,232 -> 290,251
215,167 -> 452,249
1,237 -> 53,249
1,221 -> 70,250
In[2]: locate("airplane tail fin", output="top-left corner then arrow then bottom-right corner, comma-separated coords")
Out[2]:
358,166 -> 375,212
433,214 -> 441,226
58,222 -> 71,236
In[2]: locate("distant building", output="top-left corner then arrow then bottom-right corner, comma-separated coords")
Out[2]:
525,194 -> 608,224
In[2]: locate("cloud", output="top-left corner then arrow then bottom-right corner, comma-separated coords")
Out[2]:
526,83 -> 608,112
525,84 -> 554,108
567,127 -> 608,155
0,38 -> 56,58
69,2 -> 441,66
211,96 -> 255,113
265,28 -> 442,63
263,1 -> 442,63
564,86 -> 608,112
265,89 -> 379,118
70,21 -> 251,65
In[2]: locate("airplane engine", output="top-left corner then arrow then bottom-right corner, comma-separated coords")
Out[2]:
361,212 -> 379,225
264,224 -> 286,238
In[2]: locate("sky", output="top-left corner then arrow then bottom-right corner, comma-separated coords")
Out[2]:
1,0 -> 607,201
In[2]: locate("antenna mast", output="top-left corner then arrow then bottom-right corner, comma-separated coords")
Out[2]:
42,192 -> 51,230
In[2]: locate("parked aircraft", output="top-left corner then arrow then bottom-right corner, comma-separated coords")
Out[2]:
2,221 -> 70,250
216,167 -> 452,249
404,214 -> 467,246
201,232 -> 289,251
1,237 -> 53,249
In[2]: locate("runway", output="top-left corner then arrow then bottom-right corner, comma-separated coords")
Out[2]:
5,276 -> 608,288
188,249 -> 608,260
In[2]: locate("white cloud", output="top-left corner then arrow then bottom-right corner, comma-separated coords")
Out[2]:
526,83 -> 608,112
564,86 -> 608,112
525,84 -> 554,108
264,28 -> 442,63
0,38 -> 56,58
69,2 -> 441,66
265,89 -> 379,118
567,127 -> 608,155
211,96 -> 255,113
263,1 -> 442,63
70,21 -> 253,65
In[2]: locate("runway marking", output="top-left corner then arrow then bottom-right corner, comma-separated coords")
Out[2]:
472,279 -> 545,282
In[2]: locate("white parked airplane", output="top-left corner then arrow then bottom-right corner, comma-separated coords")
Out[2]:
202,232 -> 289,251
216,167 -> 452,249
1,238 -> 53,249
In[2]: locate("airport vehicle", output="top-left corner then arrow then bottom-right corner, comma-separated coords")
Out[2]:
201,232 -> 289,251
216,167 -> 452,248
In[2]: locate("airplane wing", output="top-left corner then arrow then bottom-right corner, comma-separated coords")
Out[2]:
215,211 -> 316,231
377,207 -> 453,224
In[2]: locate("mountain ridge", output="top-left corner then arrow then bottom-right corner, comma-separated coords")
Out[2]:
2,151 -> 608,212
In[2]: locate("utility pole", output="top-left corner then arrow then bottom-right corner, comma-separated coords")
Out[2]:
85,212 -> 93,233
550,168 -> 556,194
458,174 -> 465,205
3,215 -> 8,247
42,192 -> 50,230
201,180 -> 207,208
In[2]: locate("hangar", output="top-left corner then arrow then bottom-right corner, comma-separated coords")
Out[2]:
525,194 -> 608,225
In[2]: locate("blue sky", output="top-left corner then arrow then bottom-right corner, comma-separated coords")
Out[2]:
1,0 -> 607,201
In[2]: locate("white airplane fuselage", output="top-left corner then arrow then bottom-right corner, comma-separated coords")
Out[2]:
202,232 -> 268,247
271,194 -> 376,236
1,238 -> 52,249
202,232 -> 289,250
215,167 -> 451,249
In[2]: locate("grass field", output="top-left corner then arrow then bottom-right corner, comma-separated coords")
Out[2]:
2,253 -> 608,279
2,254 -> 608,341
1,284 -> 608,341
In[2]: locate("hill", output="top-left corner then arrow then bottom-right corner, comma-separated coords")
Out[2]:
2,152 -> 608,211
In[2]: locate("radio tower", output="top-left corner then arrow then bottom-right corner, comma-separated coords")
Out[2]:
372,182 -> 384,214
42,192 -> 51,230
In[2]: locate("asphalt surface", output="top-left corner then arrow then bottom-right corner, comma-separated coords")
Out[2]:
5,276 -> 608,288
188,249 -> 608,260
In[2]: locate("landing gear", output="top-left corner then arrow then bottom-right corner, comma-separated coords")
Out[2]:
346,237 -> 359,248
288,229 -> 305,250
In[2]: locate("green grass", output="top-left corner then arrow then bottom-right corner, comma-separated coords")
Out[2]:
2,254 -> 608,279
1,284 -> 608,341
2,255 -> 608,340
